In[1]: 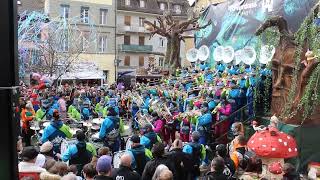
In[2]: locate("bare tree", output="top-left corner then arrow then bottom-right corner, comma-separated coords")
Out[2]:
18,12 -> 97,85
144,1 -> 211,70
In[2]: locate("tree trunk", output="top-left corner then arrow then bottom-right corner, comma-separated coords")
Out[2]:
165,35 -> 181,72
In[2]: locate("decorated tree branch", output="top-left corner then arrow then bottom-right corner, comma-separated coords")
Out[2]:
144,13 -> 211,70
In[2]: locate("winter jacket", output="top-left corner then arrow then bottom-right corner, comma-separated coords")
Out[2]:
94,175 -> 113,180
113,165 -> 141,180
204,171 -> 228,180
166,148 -> 191,180
140,132 -> 161,150
41,121 -> 72,141
127,144 -> 152,175
61,141 -> 96,162
141,156 -> 176,180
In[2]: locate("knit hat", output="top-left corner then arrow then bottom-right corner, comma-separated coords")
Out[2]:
21,146 -> 39,161
130,135 -> 140,143
35,154 -> 46,167
96,155 -> 112,173
40,141 -> 53,153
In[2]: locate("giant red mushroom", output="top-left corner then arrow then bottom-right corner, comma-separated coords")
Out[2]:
247,127 -> 298,179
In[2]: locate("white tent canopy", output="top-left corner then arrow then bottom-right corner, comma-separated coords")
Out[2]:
54,62 -> 104,80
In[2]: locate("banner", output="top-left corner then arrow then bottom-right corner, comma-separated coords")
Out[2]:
195,0 -> 317,64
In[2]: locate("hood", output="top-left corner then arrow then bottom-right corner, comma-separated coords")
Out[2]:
50,121 -> 63,128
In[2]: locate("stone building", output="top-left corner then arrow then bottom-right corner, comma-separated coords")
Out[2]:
116,0 -> 190,75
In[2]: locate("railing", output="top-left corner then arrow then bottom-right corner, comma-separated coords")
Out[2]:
119,44 -> 153,53
117,25 -> 150,33
210,101 -> 254,142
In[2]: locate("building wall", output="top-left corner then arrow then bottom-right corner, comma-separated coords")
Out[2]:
117,0 -> 187,73
44,0 -> 116,84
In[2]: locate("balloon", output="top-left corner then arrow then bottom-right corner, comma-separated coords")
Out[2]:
186,48 -> 199,62
242,46 -> 256,65
198,45 -> 210,61
223,46 -> 235,63
234,50 -> 243,65
259,45 -> 275,64
213,46 -> 224,62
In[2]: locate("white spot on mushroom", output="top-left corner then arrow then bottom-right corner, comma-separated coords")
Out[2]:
251,140 -> 254,144
259,138 -> 263,141
252,148 -> 255,150
284,142 -> 288,146
262,145 -> 267,148
287,136 -> 291,139
295,148 -> 297,152
288,148 -> 292,152
280,132 -> 284,133
278,139 -> 283,142
272,148 -> 276,151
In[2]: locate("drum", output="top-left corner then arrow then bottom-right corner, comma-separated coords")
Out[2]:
83,122 -> 92,127
92,118 -> 104,124
70,128 -> 81,135
60,138 -> 78,156
30,126 -> 40,131
113,151 -> 126,168
91,125 -> 100,131
42,122 -> 50,128
92,132 -> 99,139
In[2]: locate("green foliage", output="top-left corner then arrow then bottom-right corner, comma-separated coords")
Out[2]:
258,8 -> 320,123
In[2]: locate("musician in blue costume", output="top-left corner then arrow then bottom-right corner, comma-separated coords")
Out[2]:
196,102 -> 212,145
246,73 -> 257,117
99,107 -> 122,153
41,110 -> 72,153
140,124 -> 162,150
204,68 -> 214,84
217,62 -> 226,73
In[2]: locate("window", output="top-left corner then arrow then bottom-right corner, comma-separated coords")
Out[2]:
17,0 -> 21,5
124,16 -> 131,26
124,35 -> 130,45
173,5 -> 181,14
100,9 -> 108,25
125,0 -> 130,6
159,37 -> 165,47
139,56 -> 144,67
140,0 -> 145,8
159,3 -> 166,10
60,5 -> 69,19
124,56 -> 130,66
139,17 -> 145,27
159,57 -> 164,66
99,36 -> 107,52
81,7 -> 89,23
139,36 -> 145,46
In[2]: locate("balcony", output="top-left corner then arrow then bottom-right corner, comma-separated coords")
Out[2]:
117,25 -> 150,34
119,44 -> 153,53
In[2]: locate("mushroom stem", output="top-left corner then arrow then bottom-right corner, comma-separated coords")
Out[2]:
260,157 -> 284,180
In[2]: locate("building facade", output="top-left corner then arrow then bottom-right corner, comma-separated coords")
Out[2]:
44,0 -> 116,84
116,0 -> 189,75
